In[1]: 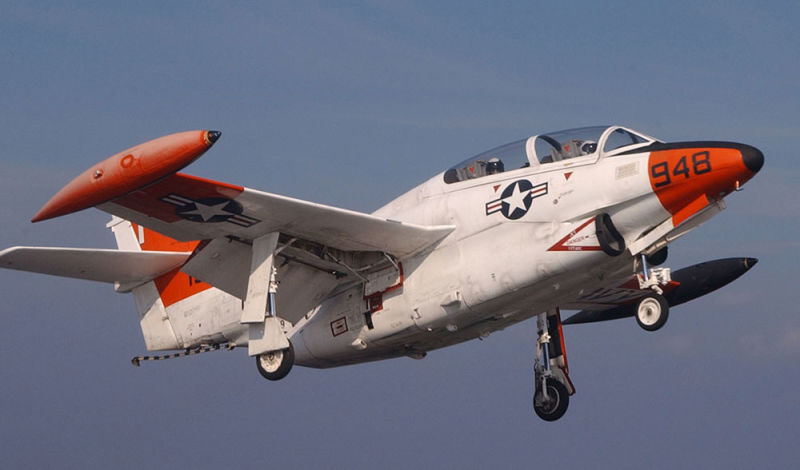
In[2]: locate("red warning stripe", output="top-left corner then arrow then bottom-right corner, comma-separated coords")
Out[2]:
548,218 -> 602,252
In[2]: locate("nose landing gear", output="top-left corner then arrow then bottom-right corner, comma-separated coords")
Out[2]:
635,293 -> 669,331
635,253 -> 671,332
533,309 -> 574,421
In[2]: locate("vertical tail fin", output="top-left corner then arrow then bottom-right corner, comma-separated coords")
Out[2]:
108,216 -> 206,351
110,216 -> 212,306
109,217 -> 246,351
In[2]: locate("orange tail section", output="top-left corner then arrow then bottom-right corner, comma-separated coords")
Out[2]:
127,222 -> 212,308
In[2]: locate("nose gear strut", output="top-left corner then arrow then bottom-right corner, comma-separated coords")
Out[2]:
634,253 -> 671,331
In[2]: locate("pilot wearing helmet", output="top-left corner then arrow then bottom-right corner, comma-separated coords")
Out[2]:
486,157 -> 505,175
580,140 -> 597,155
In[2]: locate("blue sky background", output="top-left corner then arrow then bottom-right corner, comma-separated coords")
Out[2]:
1,1 -> 798,468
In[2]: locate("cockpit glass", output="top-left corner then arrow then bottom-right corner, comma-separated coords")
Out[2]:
603,128 -> 647,153
443,139 -> 530,184
442,126 -> 655,184
533,126 -> 605,164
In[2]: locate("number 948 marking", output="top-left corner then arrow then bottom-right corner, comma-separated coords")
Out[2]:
650,151 -> 711,188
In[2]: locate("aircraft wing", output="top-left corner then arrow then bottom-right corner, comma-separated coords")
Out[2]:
97,173 -> 453,259
21,130 -> 455,326
94,173 -> 454,324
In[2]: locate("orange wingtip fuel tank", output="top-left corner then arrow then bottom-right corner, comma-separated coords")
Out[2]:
31,130 -> 221,222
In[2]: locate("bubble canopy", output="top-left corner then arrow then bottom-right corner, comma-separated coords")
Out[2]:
443,125 -> 656,184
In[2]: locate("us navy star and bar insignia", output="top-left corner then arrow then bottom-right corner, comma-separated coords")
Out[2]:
485,179 -> 548,220
160,193 -> 260,227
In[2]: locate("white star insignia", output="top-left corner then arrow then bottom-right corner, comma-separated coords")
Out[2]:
181,201 -> 231,222
504,183 -> 529,213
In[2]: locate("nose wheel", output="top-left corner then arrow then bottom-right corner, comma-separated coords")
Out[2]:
635,293 -> 669,331
635,253 -> 671,331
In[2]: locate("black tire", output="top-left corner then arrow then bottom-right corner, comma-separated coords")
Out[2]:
533,378 -> 570,421
645,246 -> 668,266
255,341 -> 295,381
635,293 -> 669,332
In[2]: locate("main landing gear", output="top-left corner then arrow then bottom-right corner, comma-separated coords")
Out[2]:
534,378 -> 569,422
244,232 -> 296,381
256,341 -> 295,381
533,310 -> 574,421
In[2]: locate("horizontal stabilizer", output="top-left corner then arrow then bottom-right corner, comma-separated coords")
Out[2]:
0,247 -> 191,286
563,258 -> 758,325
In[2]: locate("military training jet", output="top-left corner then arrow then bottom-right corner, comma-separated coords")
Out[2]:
0,125 -> 763,421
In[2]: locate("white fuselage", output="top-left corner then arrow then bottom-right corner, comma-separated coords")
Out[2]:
290,148 -> 667,367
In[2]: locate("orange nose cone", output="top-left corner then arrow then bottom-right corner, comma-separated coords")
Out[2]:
32,130 -> 221,222
648,141 -> 764,225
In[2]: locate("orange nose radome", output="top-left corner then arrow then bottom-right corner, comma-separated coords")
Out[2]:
647,141 -> 763,225
32,130 -> 221,222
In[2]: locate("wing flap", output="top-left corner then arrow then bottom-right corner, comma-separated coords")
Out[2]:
176,237 -> 347,324
0,247 -> 191,285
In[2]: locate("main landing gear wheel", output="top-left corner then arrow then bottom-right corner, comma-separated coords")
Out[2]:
533,377 -> 570,422
256,341 -> 295,381
635,294 -> 669,332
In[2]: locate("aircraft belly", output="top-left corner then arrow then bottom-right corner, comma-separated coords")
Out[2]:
294,255 -> 632,363
456,223 -> 565,313
459,253 -> 634,328
293,244 -> 476,367
403,243 -> 471,331
293,286 -> 362,362
165,287 -> 245,349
